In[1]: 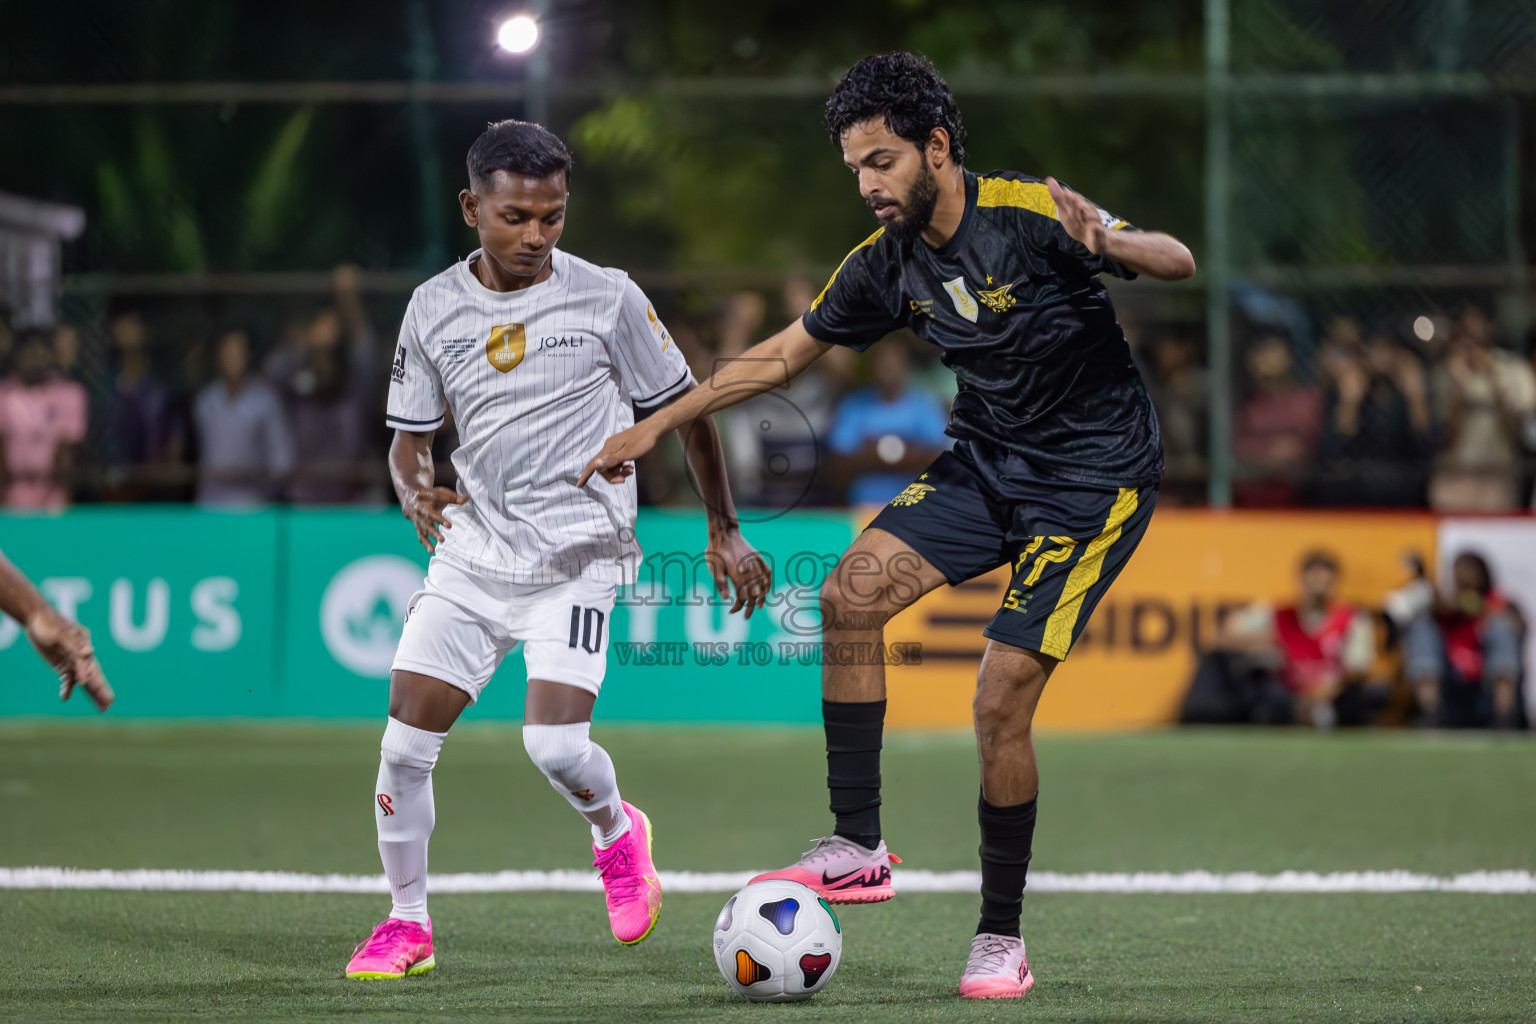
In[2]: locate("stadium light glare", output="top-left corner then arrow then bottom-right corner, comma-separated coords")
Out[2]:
1413,315 -> 1434,342
497,15 -> 539,54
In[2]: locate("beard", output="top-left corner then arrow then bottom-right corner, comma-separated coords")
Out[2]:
871,163 -> 940,245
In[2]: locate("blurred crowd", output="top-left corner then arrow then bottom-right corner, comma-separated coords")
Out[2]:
1139,300 -> 1536,511
1182,545 -> 1527,732
0,272 -> 962,512
0,266 -> 397,509
3,273 -> 1535,514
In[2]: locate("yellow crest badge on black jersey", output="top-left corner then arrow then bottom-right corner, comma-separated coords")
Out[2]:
486,322 -> 526,373
976,282 -> 1017,312
889,482 -> 936,506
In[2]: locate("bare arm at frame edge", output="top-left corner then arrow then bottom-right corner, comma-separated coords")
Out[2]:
0,549 -> 114,711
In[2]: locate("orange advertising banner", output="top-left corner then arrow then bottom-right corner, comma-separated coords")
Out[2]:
880,510 -> 1438,730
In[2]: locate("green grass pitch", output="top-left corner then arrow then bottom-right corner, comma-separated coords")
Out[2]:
2,723 -> 1534,1022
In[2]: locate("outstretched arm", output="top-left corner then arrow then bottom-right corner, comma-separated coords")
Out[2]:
668,391 -> 774,618
1047,177 -> 1196,281
0,549 -> 113,711
0,550 -> 50,627
580,319 -> 831,486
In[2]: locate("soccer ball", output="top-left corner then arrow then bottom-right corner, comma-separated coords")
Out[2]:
712,879 -> 842,1002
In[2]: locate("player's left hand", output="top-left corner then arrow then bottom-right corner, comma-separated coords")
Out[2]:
706,529 -> 773,619
1046,176 -> 1107,255
26,609 -> 114,712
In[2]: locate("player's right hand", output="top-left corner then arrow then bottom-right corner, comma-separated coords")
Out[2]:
403,486 -> 469,553
1046,176 -> 1108,255
26,610 -> 114,712
578,424 -> 659,487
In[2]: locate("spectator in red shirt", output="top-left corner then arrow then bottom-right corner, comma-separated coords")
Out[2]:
1184,550 -> 1378,727
0,332 -> 88,509
1232,333 -> 1323,507
1216,549 -> 1377,728
1404,552 -> 1524,729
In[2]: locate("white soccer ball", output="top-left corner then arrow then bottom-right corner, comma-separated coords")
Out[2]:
712,879 -> 842,1002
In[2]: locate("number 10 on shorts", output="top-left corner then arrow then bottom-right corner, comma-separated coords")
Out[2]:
568,606 -> 606,654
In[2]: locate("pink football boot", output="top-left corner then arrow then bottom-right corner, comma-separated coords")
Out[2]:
594,801 -> 662,944
345,917 -> 434,980
750,835 -> 899,904
959,933 -> 1035,999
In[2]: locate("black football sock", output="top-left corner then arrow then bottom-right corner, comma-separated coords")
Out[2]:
824,699 -> 885,851
976,793 -> 1038,938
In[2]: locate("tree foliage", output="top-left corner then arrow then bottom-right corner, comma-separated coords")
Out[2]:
0,0 -> 1528,276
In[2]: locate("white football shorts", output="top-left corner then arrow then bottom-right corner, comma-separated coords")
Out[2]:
391,557 -> 615,703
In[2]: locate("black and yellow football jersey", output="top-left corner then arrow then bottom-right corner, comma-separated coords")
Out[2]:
802,169 -> 1163,490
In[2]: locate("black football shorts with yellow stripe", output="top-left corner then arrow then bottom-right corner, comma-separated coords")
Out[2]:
869,438 -> 1157,661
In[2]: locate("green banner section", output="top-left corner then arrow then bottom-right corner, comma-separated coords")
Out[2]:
0,509 -> 279,717
0,508 -> 855,723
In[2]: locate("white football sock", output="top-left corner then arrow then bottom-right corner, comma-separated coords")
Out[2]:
375,717 -> 446,925
522,722 -> 630,847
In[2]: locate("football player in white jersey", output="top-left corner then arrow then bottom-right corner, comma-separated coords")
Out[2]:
346,120 -> 771,980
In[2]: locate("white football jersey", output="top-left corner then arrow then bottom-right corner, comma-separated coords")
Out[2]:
386,248 -> 694,585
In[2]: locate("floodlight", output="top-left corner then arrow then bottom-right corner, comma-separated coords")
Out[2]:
497,15 -> 539,54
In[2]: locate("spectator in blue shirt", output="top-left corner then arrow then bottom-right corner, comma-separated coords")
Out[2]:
193,329 -> 293,506
828,337 -> 950,505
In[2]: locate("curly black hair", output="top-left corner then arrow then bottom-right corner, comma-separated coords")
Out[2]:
824,52 -> 967,165
467,119 -> 572,193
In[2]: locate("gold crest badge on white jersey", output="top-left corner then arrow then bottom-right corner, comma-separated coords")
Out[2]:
486,322 -> 526,373
941,277 -> 979,322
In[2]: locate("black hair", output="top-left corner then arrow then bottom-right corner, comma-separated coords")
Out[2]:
824,52 -> 967,165
16,328 -> 52,351
466,119 -> 573,193
1300,549 -> 1339,575
1453,551 -> 1493,593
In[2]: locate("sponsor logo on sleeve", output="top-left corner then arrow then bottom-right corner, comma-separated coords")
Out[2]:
646,304 -> 673,350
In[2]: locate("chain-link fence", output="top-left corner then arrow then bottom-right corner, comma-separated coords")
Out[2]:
1213,0 -> 1535,512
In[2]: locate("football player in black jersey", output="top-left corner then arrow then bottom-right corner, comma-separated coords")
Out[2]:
582,51 -> 1194,998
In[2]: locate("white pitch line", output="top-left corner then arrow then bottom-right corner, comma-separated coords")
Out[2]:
1,867 -> 1533,894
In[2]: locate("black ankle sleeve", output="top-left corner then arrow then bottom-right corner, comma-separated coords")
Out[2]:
824,699 -> 886,850
977,794 -> 1038,938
